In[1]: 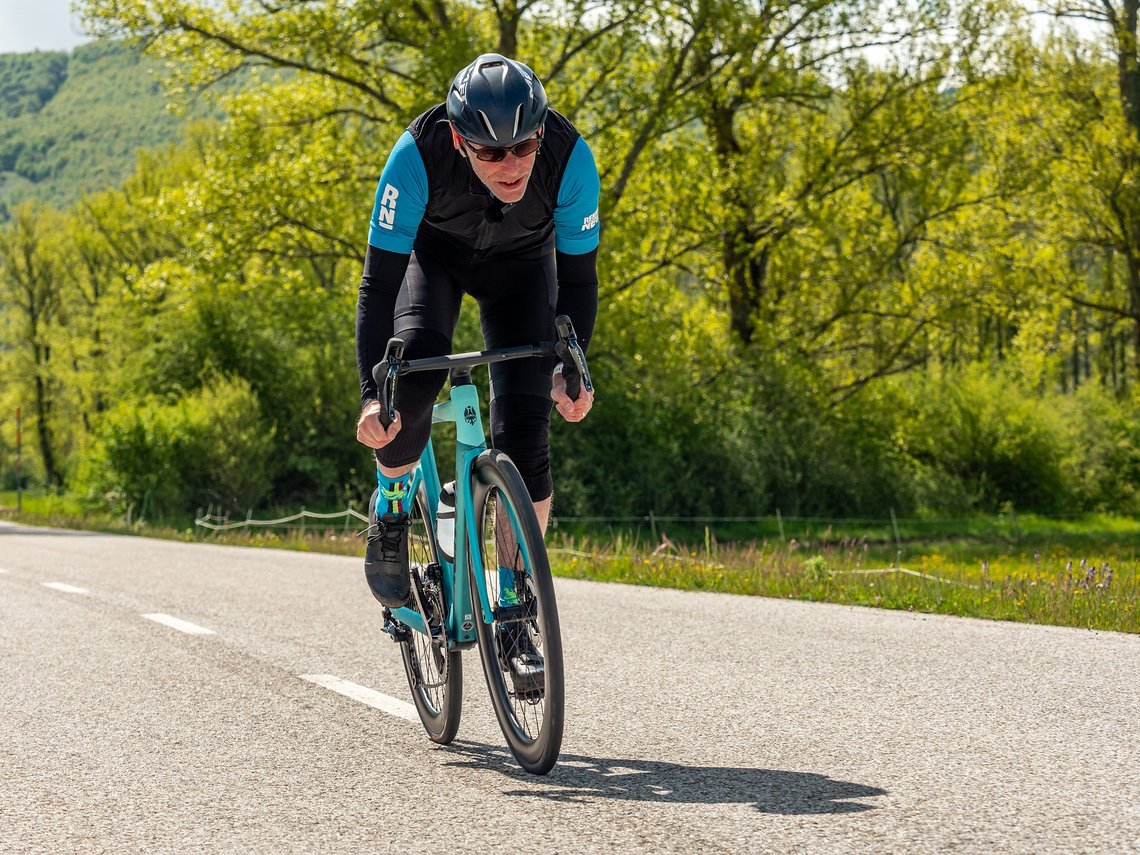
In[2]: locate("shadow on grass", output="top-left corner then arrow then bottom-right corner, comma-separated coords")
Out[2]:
442,740 -> 886,814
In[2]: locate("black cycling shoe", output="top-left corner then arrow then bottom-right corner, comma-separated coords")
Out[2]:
365,488 -> 411,607
496,622 -> 545,697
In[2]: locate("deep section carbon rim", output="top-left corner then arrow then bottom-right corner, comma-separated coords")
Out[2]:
470,450 -> 564,774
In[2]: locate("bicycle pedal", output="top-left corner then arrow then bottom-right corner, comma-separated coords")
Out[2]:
382,611 -> 411,644
513,687 -> 545,704
509,663 -> 546,702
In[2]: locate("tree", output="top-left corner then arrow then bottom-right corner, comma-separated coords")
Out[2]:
0,203 -> 71,486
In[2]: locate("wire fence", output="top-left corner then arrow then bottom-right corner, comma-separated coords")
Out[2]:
191,503 -> 1118,544
194,504 -> 368,533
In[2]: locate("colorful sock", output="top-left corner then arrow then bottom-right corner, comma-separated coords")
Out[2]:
376,467 -> 411,515
498,566 -> 520,606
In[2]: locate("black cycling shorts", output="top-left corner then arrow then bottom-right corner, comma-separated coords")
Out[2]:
376,244 -> 558,501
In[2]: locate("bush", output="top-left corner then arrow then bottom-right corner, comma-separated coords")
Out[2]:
1055,383 -> 1140,513
896,367 -> 1070,514
75,376 -> 274,517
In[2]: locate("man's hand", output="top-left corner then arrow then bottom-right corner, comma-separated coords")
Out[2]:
551,367 -> 594,423
357,400 -> 403,448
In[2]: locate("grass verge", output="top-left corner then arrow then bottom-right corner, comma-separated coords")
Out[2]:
2,492 -> 1136,633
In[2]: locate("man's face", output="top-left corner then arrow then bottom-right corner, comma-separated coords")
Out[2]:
451,126 -> 540,204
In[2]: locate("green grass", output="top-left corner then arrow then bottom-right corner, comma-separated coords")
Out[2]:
2,490 -> 1136,633
546,534 -> 1137,633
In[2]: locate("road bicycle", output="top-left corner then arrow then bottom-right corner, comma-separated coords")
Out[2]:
369,316 -> 591,775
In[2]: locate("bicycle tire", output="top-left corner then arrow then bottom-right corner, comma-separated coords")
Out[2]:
399,482 -> 462,744
469,449 -> 564,774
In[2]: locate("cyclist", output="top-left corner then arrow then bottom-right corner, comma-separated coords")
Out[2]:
354,54 -> 599,683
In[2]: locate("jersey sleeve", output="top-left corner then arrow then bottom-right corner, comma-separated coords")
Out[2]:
553,136 -> 601,255
367,131 -> 428,253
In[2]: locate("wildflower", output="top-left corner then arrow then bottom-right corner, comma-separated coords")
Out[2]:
1085,565 -> 1097,587
982,561 -> 989,574
1103,569 -> 1113,589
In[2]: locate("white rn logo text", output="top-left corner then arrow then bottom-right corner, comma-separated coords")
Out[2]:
377,183 -> 399,230
582,209 -> 599,231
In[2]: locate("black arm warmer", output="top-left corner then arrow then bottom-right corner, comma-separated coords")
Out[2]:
356,244 -> 411,405
554,248 -> 599,353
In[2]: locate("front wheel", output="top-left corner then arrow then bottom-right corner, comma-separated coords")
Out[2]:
399,482 -> 462,744
469,450 -> 564,774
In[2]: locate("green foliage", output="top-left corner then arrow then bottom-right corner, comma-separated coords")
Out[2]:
0,41 -> 201,216
1056,384 -> 1140,513
0,51 -> 68,119
75,375 -> 274,515
6,2 -> 1140,527
896,368 -> 1070,513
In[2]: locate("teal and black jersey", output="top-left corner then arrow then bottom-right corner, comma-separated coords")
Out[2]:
356,103 -> 601,408
367,104 -> 600,261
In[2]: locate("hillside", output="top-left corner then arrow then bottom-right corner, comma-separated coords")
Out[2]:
0,41 -> 200,218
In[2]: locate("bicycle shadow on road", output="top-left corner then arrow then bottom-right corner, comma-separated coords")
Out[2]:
443,741 -> 886,814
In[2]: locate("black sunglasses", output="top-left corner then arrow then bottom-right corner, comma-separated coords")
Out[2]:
461,135 -> 543,163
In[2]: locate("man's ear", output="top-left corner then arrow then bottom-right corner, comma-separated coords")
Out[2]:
449,123 -> 467,157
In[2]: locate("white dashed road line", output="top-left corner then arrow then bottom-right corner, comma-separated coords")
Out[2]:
31,570 -> 410,724
300,674 -> 419,722
42,582 -> 88,594
142,613 -> 215,635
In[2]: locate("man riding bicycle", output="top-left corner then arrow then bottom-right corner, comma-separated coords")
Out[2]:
354,54 -> 599,680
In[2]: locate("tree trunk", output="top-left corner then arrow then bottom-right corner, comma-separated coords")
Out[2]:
1111,2 -> 1140,378
708,102 -> 770,344
1117,0 -> 1140,133
34,356 -> 58,488
497,2 -> 520,57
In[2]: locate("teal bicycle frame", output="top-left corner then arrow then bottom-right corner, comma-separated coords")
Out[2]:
374,315 -> 589,773
386,380 -> 535,648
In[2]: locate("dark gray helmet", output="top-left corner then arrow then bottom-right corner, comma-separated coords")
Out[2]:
446,54 -> 548,147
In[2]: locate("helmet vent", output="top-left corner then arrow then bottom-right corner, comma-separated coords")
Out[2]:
512,104 -> 523,138
476,109 -> 499,141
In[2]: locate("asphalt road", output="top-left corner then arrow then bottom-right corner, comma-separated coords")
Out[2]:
2,520 -> 1138,853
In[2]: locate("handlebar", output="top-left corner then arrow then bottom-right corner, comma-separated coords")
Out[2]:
372,314 -> 593,428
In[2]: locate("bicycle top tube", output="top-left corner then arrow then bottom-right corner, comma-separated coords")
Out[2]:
379,342 -> 556,378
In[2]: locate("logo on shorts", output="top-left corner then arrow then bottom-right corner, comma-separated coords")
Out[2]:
376,183 -> 398,231
581,209 -> 599,231
464,405 -> 477,425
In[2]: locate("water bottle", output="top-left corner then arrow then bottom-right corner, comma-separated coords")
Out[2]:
436,481 -> 456,561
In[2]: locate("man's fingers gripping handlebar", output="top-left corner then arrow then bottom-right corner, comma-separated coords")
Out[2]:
553,315 -> 592,403
373,337 -> 406,429
551,315 -> 593,423
354,338 -> 404,451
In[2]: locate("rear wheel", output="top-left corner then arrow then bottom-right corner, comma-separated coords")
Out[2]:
469,450 -> 564,774
398,482 -> 462,744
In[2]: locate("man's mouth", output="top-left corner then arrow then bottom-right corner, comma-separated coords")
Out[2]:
498,176 -> 524,190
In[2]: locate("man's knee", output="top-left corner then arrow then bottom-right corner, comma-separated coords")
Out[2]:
490,394 -> 553,502
375,328 -> 451,469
